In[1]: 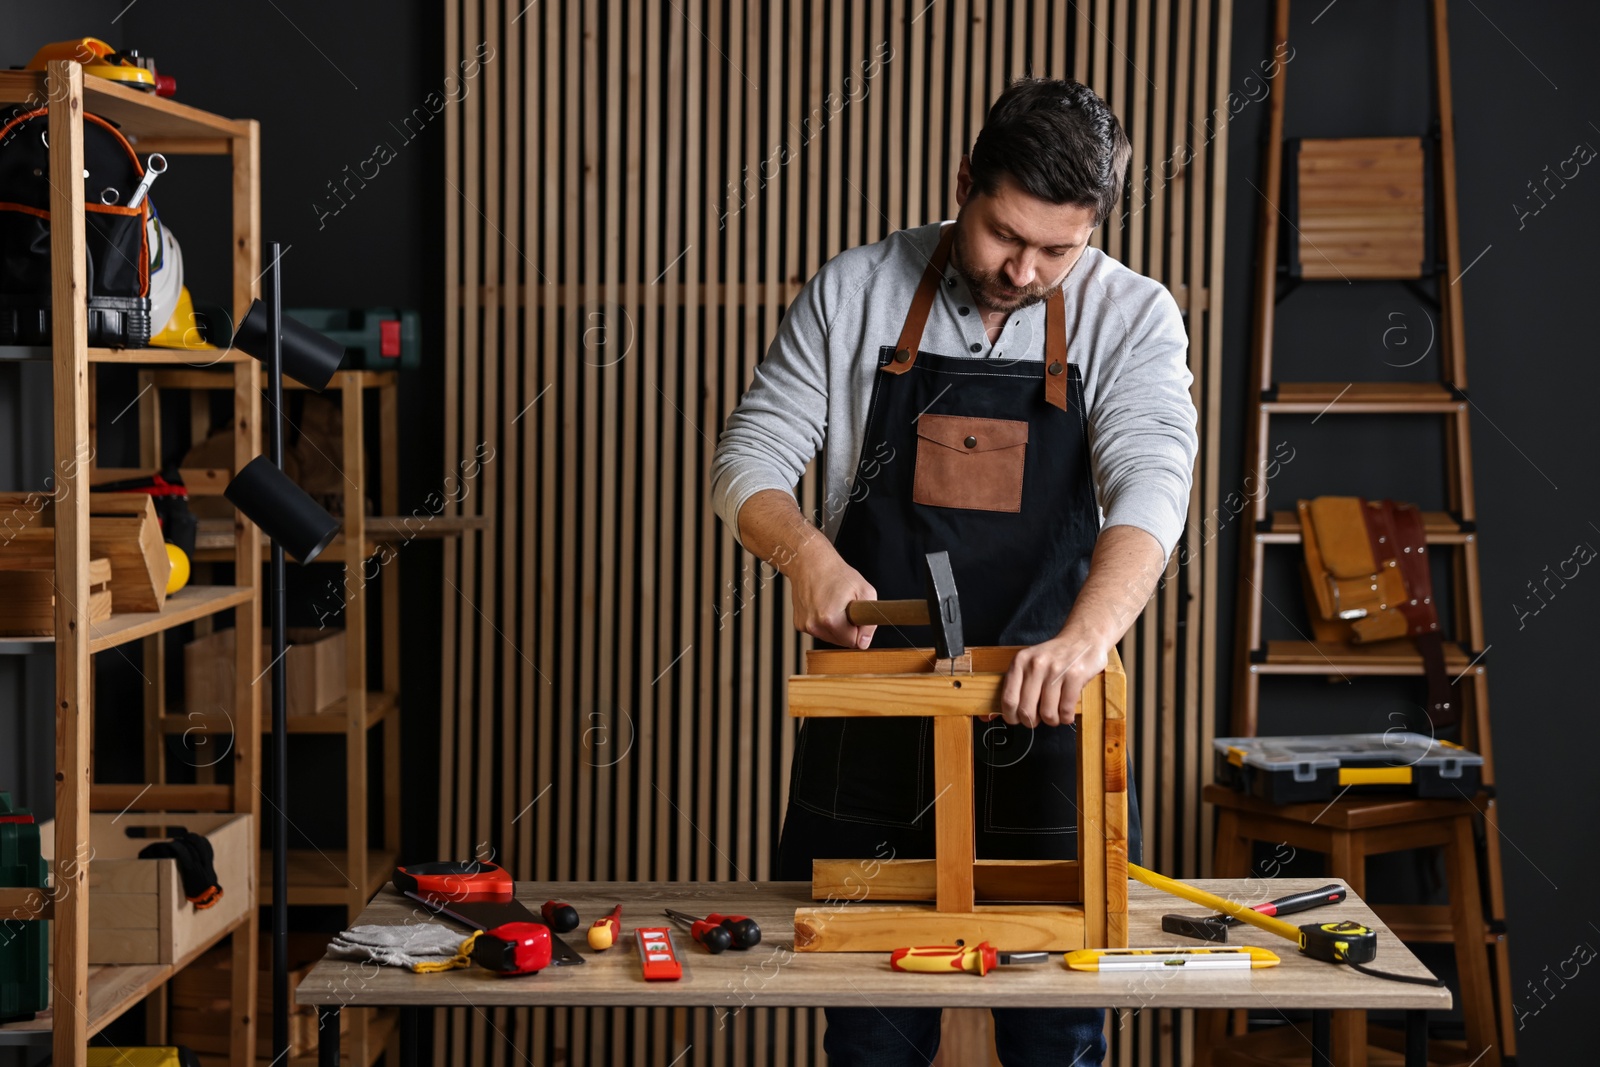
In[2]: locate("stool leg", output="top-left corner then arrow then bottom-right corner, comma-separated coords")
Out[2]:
1327,831 -> 1368,1067
1448,814 -> 1502,1067
1214,809 -> 1251,877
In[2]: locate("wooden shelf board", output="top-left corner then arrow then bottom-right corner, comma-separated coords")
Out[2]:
1254,639 -> 1480,675
366,514 -> 486,538
258,849 -> 397,908
1259,510 -> 1470,544
0,346 -> 243,364
0,911 -> 251,1037
1264,381 -> 1462,414
158,691 -> 397,736
0,71 -> 250,142
0,586 -> 253,654
194,516 -> 479,560
147,368 -> 396,391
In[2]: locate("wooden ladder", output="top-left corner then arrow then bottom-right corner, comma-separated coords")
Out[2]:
1232,0 -> 1514,1058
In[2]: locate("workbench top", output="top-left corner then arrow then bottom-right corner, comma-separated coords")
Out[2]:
296,879 -> 1451,1011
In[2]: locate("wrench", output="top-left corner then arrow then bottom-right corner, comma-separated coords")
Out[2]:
126,153 -> 167,209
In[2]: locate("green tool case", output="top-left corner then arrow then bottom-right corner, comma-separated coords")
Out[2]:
1214,732 -> 1484,805
1,791 -> 48,1023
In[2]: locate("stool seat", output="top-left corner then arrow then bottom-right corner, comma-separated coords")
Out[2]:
1202,784 -> 1488,831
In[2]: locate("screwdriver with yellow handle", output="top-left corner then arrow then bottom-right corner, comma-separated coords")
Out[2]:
889,941 -> 1049,976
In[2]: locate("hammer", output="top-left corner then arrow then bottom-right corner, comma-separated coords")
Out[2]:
1161,884 -> 1346,943
846,550 -> 965,661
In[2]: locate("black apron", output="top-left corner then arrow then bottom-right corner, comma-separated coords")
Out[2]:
780,223 -> 1142,867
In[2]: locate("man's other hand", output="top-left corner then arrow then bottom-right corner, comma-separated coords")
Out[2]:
998,631 -> 1111,728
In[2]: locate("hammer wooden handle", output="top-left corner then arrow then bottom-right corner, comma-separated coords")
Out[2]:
847,599 -> 931,626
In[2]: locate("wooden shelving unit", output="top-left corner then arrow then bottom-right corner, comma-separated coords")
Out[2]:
0,63 -> 262,1067
125,363 -> 466,1065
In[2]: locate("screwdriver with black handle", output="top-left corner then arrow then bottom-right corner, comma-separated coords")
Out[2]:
889,941 -> 1049,976
662,909 -> 733,954
664,908 -> 761,950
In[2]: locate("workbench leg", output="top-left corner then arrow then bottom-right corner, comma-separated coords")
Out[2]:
1311,1011 -> 1331,1067
403,1007 -> 419,1067
1405,1011 -> 1428,1067
319,1006 -> 341,1066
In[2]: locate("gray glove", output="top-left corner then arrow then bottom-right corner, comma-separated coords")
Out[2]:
327,922 -> 469,970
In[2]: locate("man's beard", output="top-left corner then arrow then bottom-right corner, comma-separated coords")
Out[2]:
951,223 -> 1055,314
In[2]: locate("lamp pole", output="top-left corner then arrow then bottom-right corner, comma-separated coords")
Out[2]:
265,241 -> 291,1063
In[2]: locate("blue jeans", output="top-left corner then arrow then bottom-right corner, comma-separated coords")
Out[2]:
822,1006 -> 1106,1066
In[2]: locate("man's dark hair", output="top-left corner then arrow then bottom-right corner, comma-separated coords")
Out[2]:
968,78 -> 1132,225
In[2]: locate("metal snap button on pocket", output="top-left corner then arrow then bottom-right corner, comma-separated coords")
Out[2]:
964,436 -> 977,449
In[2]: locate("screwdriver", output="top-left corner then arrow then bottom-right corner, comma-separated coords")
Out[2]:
588,904 -> 622,951
889,941 -> 1049,976
664,908 -> 761,950
661,909 -> 732,954
541,900 -> 580,934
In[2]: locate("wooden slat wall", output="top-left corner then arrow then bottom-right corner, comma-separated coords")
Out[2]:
438,2 -> 1232,1063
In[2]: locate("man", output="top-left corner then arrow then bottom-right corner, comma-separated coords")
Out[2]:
710,78 -> 1197,1065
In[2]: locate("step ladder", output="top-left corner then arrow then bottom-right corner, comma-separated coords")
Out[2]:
1229,0 -> 1514,1061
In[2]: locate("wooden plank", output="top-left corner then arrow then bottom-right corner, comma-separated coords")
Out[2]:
637,0 -> 663,898
88,784 -> 233,812
811,858 -> 1081,902
788,673 -> 1003,717
48,64 -> 95,1067
656,0 -> 685,890
794,904 -> 1088,953
1078,669 -> 1108,947
933,717 -> 975,912
805,645 -> 1025,674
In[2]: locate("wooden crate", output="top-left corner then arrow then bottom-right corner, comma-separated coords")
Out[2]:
0,555 -> 112,635
185,627 -> 347,717
39,812 -> 252,965
0,491 -> 171,611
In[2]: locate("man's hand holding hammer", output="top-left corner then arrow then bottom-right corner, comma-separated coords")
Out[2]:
737,488 -> 1167,725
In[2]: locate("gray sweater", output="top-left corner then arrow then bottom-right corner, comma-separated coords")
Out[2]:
710,221 -> 1198,557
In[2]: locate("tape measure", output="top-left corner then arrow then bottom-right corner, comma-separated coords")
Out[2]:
1297,920 -> 1378,964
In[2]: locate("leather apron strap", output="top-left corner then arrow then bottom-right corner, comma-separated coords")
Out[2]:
884,223 -> 1070,412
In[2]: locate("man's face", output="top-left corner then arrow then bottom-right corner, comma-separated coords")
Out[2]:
951,160 -> 1098,314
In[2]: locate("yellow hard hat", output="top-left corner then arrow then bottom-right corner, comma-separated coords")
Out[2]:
149,286 -> 217,350
25,38 -> 156,89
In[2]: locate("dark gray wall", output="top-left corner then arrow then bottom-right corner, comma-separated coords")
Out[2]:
0,0 -> 443,920
1221,2 -> 1597,1062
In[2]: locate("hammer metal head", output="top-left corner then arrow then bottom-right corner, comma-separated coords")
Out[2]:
1161,912 -> 1232,943
923,551 -> 964,659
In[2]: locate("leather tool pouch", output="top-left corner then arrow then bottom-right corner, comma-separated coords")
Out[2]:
912,414 -> 1028,513
1299,497 -> 1455,727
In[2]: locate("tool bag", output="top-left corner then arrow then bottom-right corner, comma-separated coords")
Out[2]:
1297,497 -> 1455,727
0,105 -> 152,347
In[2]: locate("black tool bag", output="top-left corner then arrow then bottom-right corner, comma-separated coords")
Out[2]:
0,105 -> 152,347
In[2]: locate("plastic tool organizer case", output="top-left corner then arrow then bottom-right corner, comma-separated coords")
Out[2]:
1213,732 -> 1483,805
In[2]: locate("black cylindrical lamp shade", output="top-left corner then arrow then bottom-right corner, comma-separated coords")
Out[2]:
225,456 -> 340,564
231,299 -> 345,392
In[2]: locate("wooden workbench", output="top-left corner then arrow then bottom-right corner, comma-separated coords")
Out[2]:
298,878 -> 1448,1063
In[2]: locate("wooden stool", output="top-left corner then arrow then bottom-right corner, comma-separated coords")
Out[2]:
786,646 -> 1128,952
1198,785 -> 1500,1067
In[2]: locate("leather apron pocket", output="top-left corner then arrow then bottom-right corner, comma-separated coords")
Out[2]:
911,414 -> 1028,513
